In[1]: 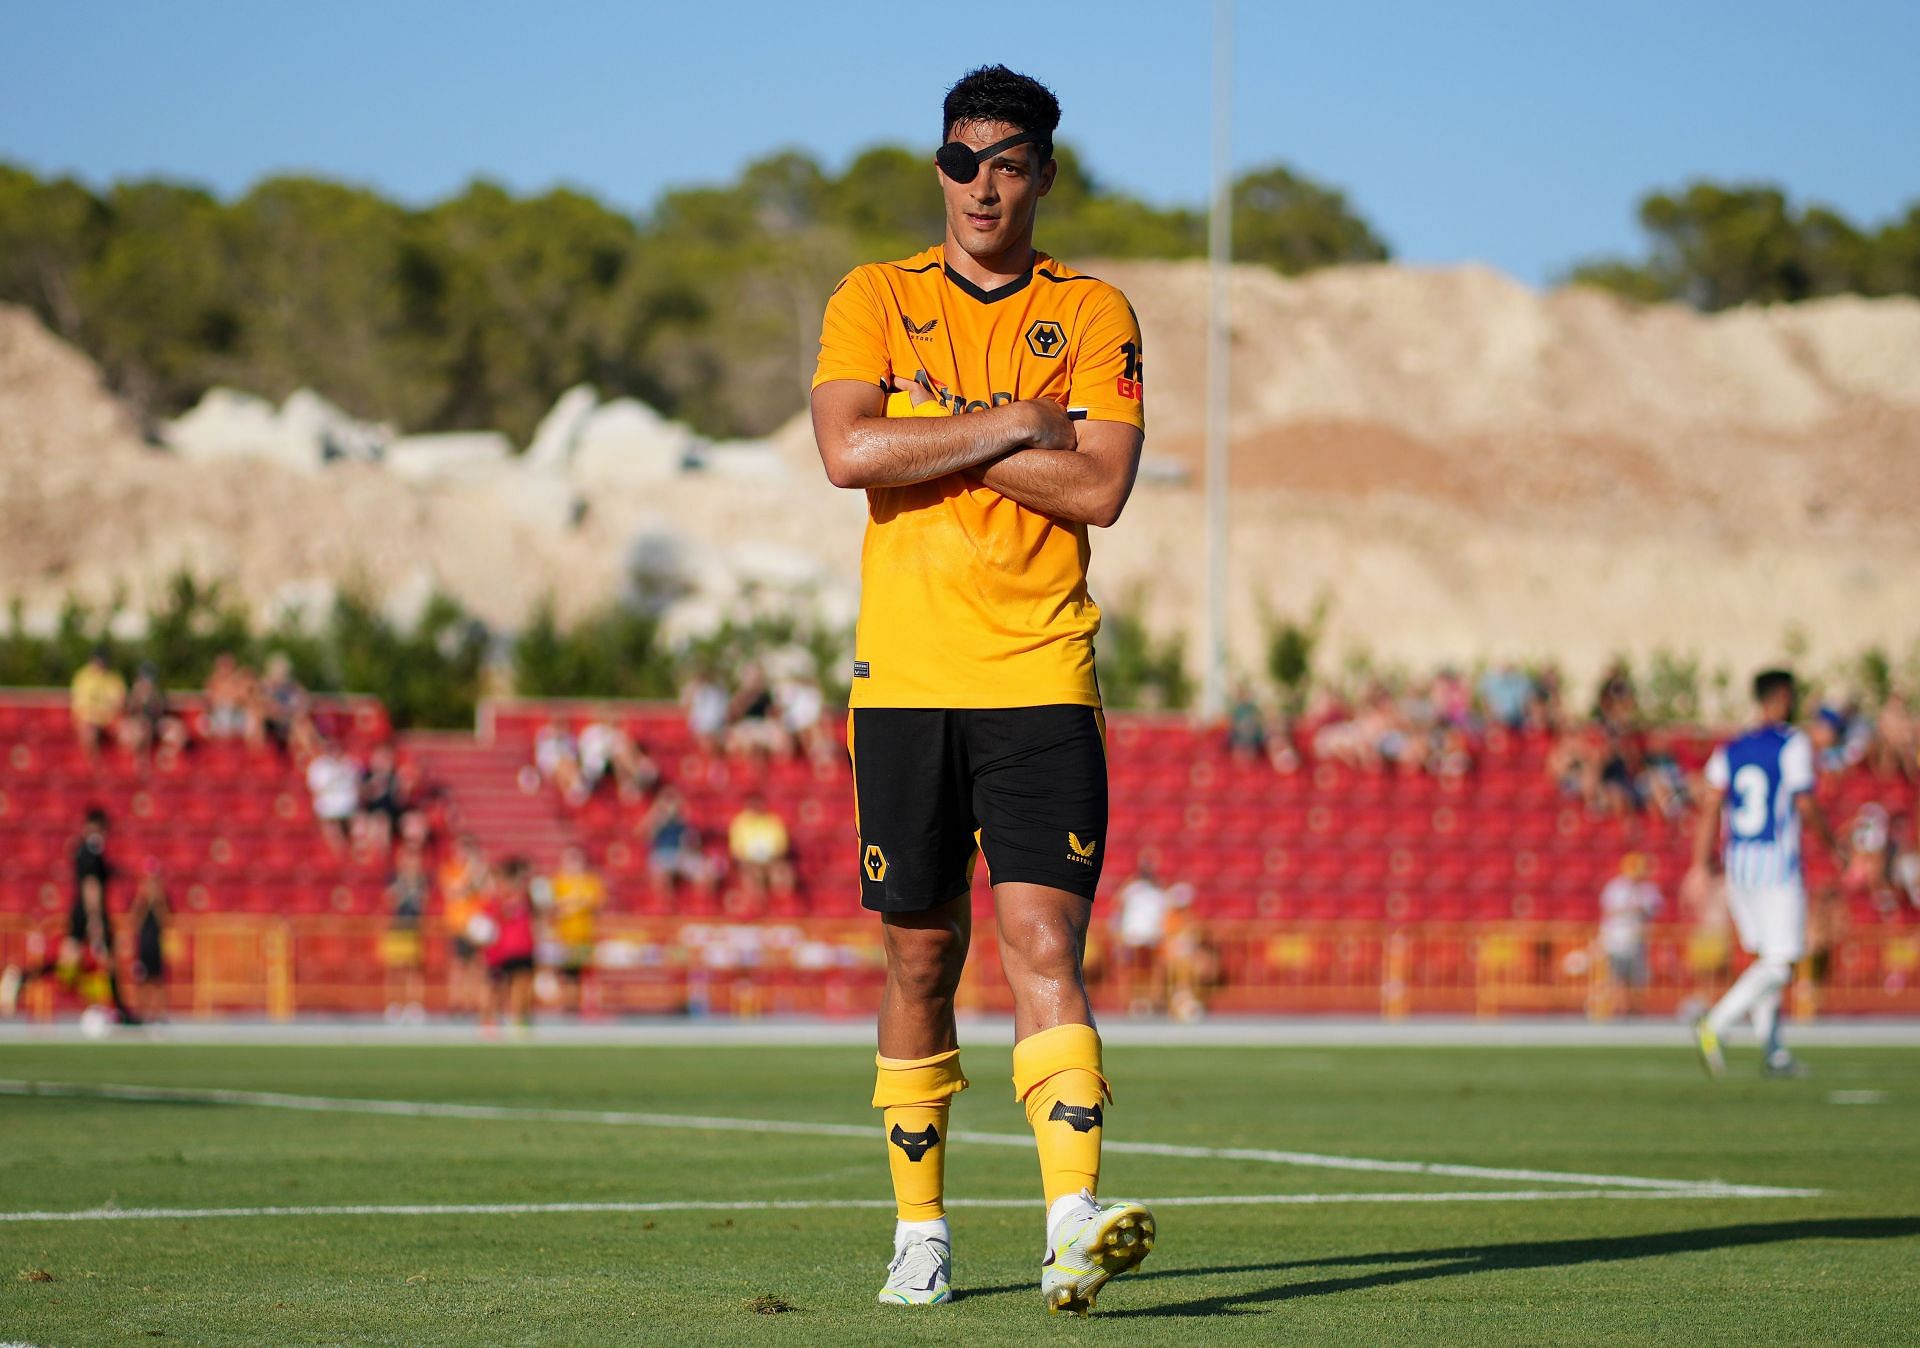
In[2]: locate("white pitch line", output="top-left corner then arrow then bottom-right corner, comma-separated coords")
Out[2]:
0,1079 -> 1817,1199
0,1187 -> 1815,1225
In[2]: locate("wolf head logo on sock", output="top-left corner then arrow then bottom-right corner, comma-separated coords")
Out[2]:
889,1122 -> 940,1162
1048,1101 -> 1104,1133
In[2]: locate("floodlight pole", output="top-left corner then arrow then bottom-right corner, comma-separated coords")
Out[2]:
1203,0 -> 1233,720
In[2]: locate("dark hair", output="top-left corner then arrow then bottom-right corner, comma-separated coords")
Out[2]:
84,806 -> 109,829
943,65 -> 1060,157
1753,668 -> 1797,705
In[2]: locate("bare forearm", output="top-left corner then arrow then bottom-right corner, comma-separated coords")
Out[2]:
822,403 -> 1037,489
971,447 -> 1136,528
1691,795 -> 1721,870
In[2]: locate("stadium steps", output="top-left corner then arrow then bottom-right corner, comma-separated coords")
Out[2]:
402,732 -> 580,870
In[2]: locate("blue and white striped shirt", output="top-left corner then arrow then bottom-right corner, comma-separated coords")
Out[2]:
1705,724 -> 1815,891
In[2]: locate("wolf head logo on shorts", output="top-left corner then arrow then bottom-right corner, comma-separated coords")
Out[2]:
863,844 -> 888,883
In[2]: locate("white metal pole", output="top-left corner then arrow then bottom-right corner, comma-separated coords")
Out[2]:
1204,0 -> 1233,719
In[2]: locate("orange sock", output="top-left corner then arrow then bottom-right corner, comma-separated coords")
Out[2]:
873,1049 -> 968,1221
1012,1023 -> 1110,1207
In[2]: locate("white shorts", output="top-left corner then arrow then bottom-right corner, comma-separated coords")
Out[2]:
1725,883 -> 1806,963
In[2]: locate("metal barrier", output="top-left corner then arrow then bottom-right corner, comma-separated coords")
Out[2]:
4,913 -> 1917,1020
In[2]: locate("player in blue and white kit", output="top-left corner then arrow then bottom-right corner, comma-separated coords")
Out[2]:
1686,669 -> 1845,1078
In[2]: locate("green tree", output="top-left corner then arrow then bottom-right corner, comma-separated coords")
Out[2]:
1232,165 -> 1389,273
0,163 -> 108,339
1569,182 -> 1920,309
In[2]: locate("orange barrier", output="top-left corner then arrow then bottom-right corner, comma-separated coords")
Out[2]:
4,913 -> 1918,1021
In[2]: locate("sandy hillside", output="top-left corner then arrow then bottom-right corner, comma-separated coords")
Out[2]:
4,259 -> 1918,688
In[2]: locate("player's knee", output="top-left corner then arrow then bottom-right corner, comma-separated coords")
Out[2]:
884,926 -> 966,1003
1000,917 -> 1083,981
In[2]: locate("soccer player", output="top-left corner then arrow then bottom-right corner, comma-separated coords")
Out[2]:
811,65 -> 1153,1314
1686,669 -> 1845,1078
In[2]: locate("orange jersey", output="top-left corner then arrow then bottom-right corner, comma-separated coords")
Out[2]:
813,245 -> 1145,709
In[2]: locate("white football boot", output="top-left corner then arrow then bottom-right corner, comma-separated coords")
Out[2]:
876,1231 -> 952,1306
1040,1188 -> 1155,1315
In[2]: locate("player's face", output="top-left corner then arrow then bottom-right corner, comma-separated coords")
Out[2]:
939,119 -> 1055,264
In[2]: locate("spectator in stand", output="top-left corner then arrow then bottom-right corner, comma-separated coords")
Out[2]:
358,743 -> 409,850
1525,666 -> 1566,736
305,738 -> 362,854
576,717 -> 620,797
1591,665 -> 1651,814
1478,663 -> 1535,730
0,808 -> 140,1024
1638,730 -> 1690,820
127,861 -> 170,1022
1839,803 -> 1920,921
119,662 -> 189,768
438,836 -> 490,1017
727,792 -> 795,904
643,787 -> 714,905
254,653 -> 316,758
204,652 -> 254,739
1315,683 -> 1424,772
778,675 -> 835,764
482,857 -> 538,1033
1871,694 -> 1918,783
1225,685 -> 1268,763
610,730 -> 662,802
577,716 -> 662,802
533,719 -> 586,805
1597,854 -> 1662,1016
548,847 -> 607,1016
684,669 -> 729,755
726,662 -> 788,759
381,844 -> 429,1022
70,648 -> 126,765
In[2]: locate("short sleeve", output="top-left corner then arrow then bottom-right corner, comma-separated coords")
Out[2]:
1703,748 -> 1728,790
1780,731 -> 1815,794
812,269 -> 891,390
1067,287 -> 1146,430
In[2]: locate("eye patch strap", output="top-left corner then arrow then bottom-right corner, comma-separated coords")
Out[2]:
935,130 -> 1045,183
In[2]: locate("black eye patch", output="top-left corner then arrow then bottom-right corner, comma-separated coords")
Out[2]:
935,130 -> 1046,183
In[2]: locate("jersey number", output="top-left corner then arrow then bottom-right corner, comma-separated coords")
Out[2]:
1728,765 -> 1771,840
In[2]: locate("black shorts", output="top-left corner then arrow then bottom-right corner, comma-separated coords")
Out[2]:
849,705 -> 1107,913
67,902 -> 111,949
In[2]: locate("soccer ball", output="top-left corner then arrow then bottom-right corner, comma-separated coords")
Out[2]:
79,1005 -> 115,1040
466,914 -> 499,947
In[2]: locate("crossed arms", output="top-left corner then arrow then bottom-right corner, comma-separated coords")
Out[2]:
810,378 -> 1143,529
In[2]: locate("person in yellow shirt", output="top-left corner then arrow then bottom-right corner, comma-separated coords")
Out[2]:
70,649 -> 126,764
727,793 -> 794,905
811,65 -> 1151,1315
548,847 -> 607,1017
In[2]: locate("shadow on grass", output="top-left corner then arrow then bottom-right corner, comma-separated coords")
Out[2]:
962,1217 -> 1920,1314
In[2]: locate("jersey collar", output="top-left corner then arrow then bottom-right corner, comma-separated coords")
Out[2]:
941,247 -> 1038,305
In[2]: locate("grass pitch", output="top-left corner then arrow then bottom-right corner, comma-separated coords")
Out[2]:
1,1038 -> 1916,1345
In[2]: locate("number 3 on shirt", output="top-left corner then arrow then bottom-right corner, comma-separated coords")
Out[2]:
1728,764 -> 1771,839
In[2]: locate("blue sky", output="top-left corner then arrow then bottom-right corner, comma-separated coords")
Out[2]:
3,0 -> 1914,283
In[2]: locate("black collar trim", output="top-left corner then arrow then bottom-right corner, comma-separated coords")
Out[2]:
944,261 -> 1034,305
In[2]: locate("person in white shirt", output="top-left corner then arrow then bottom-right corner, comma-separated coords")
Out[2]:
1686,669 -> 1844,1078
306,741 -> 362,853
1597,853 -> 1661,1013
1114,868 -> 1171,1015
